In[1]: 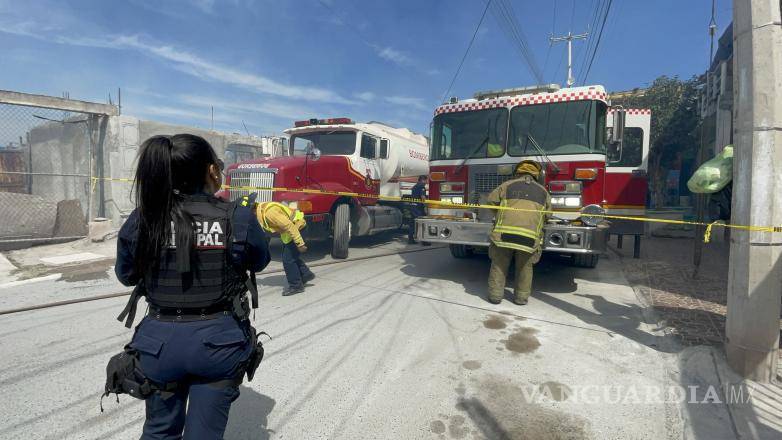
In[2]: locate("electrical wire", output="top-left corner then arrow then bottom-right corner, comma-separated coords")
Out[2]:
490,0 -> 543,83
500,0 -> 543,82
542,0 -> 557,78
581,0 -> 613,84
579,0 -> 609,83
439,0 -> 492,104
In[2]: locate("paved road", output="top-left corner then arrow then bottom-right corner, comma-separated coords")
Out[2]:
0,233 -> 688,439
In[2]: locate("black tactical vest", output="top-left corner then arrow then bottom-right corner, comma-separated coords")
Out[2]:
145,194 -> 245,310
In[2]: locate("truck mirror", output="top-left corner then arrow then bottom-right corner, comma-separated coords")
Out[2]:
610,108 -> 626,144
608,108 -> 626,164
307,146 -> 321,162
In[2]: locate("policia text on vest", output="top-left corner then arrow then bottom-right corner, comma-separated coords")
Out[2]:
487,161 -> 551,306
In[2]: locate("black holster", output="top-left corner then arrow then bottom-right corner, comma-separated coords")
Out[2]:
244,330 -> 270,382
101,346 -> 177,410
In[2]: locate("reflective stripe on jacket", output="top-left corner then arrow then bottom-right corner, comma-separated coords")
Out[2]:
488,175 -> 550,253
257,202 -> 306,246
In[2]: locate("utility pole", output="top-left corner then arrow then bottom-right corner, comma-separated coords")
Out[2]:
550,31 -> 588,87
725,1 -> 782,382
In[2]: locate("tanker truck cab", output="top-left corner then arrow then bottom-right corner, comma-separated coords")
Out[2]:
223,118 -> 428,259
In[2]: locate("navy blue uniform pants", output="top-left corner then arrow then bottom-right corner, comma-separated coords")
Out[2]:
130,315 -> 253,439
281,241 -> 313,288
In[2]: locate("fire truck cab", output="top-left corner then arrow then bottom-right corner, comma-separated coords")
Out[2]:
416,84 -> 649,268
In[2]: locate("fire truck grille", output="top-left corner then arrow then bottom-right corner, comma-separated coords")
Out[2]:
473,172 -> 514,193
228,171 -> 275,202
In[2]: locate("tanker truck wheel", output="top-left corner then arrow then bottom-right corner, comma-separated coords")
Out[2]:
331,203 -> 350,259
572,253 -> 599,268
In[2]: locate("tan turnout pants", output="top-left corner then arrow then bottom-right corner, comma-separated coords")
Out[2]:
487,243 -> 536,302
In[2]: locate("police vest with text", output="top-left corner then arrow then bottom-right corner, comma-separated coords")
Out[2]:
490,176 -> 549,254
117,193 -> 261,328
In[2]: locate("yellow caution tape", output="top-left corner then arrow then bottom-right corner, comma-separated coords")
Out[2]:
89,177 -> 781,242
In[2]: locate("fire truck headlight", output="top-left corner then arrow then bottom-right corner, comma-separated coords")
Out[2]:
552,196 -> 581,208
580,204 -> 605,226
440,195 -> 464,205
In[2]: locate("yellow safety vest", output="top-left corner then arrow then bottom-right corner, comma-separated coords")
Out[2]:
260,202 -> 305,244
487,142 -> 504,158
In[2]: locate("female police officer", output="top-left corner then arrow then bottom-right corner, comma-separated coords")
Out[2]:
115,134 -> 271,439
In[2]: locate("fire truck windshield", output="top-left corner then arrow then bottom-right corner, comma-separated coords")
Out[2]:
508,100 -> 607,156
431,108 -> 508,160
290,131 -> 357,156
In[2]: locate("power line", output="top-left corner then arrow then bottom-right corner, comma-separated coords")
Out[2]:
501,0 -> 543,82
439,0 -> 492,104
581,0 -> 613,84
543,0 -> 557,77
577,0 -> 604,82
490,0 -> 543,83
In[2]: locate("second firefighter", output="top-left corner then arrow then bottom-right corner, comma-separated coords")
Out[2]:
257,202 -> 315,295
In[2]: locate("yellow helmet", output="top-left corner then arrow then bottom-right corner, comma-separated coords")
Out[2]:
514,160 -> 542,177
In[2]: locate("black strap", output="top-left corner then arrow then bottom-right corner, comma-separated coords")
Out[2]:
232,193 -> 259,310
117,283 -> 145,329
246,272 -> 258,309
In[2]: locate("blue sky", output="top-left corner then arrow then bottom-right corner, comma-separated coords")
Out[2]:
0,0 -> 732,135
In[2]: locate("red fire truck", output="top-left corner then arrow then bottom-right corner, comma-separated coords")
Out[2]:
219,118 -> 429,259
416,84 -> 650,267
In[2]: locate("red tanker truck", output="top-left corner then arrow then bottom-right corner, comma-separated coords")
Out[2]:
219,118 -> 429,259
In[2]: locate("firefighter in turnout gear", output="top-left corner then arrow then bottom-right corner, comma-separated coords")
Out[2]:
486,160 -> 550,305
114,134 -> 271,439
256,202 -> 315,295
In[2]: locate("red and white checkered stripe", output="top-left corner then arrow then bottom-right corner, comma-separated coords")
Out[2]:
434,87 -> 608,115
608,108 -> 651,115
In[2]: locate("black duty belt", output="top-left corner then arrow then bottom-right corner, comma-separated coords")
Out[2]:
148,307 -> 232,322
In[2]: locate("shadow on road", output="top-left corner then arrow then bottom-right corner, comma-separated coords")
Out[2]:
398,249 -> 578,303
267,230 -> 410,264
535,291 -> 679,353
224,386 -> 276,440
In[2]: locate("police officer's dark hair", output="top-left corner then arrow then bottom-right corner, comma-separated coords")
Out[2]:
418,175 -> 427,182
133,134 -> 219,275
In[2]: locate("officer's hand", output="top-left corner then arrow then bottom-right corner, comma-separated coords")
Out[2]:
297,245 -> 308,253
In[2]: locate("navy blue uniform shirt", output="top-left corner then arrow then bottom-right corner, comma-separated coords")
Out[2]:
115,202 -> 271,286
411,182 -> 427,200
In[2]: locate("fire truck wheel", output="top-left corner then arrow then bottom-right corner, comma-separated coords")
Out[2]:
572,253 -> 599,268
331,203 -> 350,259
449,244 -> 474,259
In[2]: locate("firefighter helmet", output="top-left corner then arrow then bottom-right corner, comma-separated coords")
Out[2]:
514,160 -> 542,177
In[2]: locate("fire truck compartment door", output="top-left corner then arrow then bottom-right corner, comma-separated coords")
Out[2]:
605,113 -> 649,214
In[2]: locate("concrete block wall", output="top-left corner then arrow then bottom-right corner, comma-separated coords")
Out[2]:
99,116 -> 283,227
